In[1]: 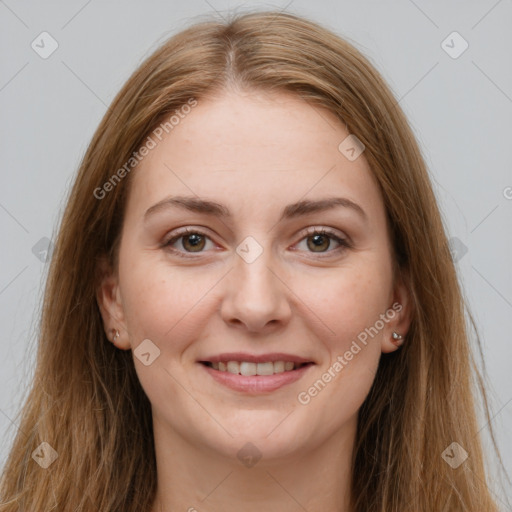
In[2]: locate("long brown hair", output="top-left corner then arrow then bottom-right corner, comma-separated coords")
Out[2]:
0,10 -> 507,511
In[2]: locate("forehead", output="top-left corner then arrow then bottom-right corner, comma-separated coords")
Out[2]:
125,89 -> 384,226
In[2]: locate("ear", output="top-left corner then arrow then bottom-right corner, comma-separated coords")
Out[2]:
381,271 -> 414,354
96,256 -> 131,350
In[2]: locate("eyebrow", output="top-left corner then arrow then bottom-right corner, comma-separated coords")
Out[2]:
143,195 -> 368,223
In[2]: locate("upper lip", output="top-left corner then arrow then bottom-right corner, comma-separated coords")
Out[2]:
199,352 -> 315,364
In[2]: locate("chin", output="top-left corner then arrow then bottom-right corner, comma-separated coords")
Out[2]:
203,419 -> 315,464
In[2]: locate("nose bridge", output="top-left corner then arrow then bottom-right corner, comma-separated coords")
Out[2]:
234,234 -> 279,297
220,234 -> 291,330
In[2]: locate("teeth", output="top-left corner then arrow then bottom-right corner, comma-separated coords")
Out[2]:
284,361 -> 294,371
240,362 -> 257,376
256,362 -> 274,375
273,361 -> 285,373
227,361 -> 240,374
210,361 -> 304,375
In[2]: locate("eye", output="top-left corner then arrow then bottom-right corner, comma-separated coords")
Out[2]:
294,227 -> 351,256
162,228 -> 215,258
162,226 -> 351,259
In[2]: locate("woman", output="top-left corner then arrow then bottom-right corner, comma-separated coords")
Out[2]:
0,10 -> 506,511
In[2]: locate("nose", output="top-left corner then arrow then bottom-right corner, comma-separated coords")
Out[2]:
220,242 -> 292,333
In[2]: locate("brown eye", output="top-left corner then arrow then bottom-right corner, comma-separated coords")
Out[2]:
163,228 -> 214,257
181,233 -> 206,252
295,228 -> 350,256
306,233 -> 331,252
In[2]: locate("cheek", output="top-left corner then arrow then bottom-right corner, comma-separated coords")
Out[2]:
294,258 -> 393,349
291,265 -> 390,435
118,261 -> 214,412
119,255 -> 224,349
121,272 -> 177,341
121,273 -> 181,340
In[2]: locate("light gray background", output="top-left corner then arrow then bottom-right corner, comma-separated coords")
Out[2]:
1,0 -> 511,507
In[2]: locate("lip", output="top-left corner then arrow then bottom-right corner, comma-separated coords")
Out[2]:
200,352 -> 314,364
198,360 -> 315,394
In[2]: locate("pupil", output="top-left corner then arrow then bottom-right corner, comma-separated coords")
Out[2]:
183,233 -> 205,251
309,234 -> 329,252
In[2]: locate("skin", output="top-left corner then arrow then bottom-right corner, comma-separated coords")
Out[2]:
97,88 -> 412,512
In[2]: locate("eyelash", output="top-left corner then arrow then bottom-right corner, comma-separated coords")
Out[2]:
162,226 -> 351,259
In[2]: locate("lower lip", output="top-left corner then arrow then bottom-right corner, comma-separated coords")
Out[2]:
200,363 -> 314,393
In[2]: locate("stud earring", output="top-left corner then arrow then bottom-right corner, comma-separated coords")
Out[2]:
111,329 -> 120,343
392,331 -> 404,346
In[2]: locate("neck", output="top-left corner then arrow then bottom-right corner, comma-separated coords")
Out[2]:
150,415 -> 356,512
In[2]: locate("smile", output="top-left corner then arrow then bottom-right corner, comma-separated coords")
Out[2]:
201,360 -> 310,376
198,355 -> 315,393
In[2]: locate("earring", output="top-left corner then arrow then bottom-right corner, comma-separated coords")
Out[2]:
391,331 -> 404,346
111,329 -> 120,343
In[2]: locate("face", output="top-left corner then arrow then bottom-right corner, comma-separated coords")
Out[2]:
98,89 -> 411,462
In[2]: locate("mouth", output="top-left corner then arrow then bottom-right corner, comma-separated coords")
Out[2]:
199,360 -> 313,375
198,354 -> 315,393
